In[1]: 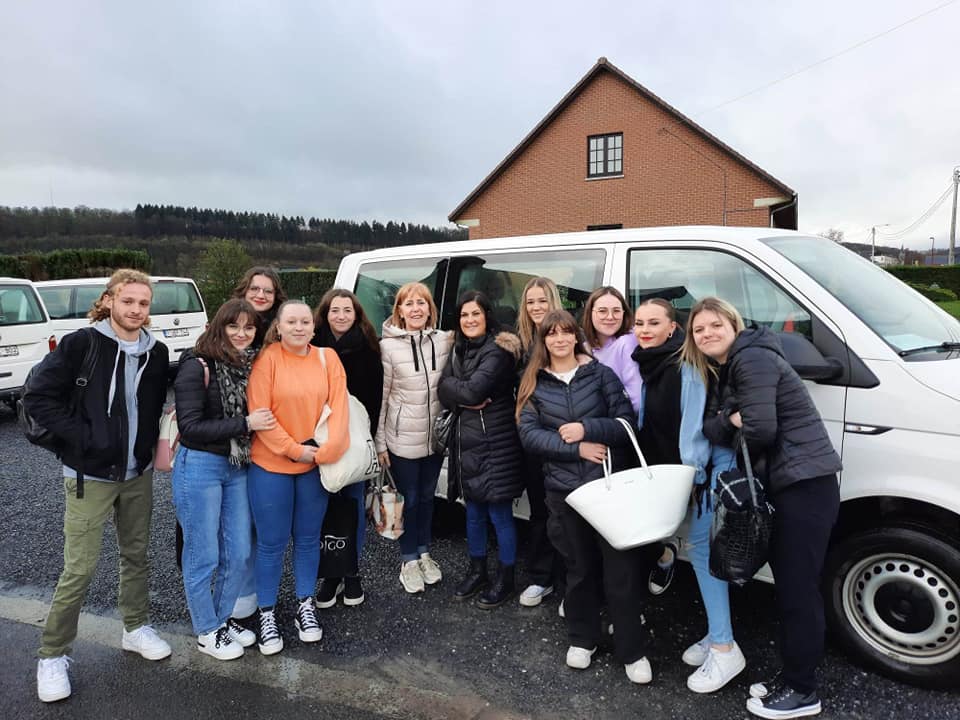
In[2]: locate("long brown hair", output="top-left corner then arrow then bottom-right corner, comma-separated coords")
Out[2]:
390,282 -> 438,329
231,266 -> 288,309
87,269 -> 152,325
515,310 -> 588,421
582,286 -> 632,349
680,296 -> 745,384
263,300 -> 313,346
194,299 -> 260,365
516,276 -> 562,350
314,288 -> 380,354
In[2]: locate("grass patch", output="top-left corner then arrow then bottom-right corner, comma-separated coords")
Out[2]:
936,300 -> 960,319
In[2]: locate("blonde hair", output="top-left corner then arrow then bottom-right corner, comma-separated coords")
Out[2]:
515,310 -> 588,421
516,277 -> 563,350
390,282 -> 438,329
680,296 -> 746,384
263,299 -> 313,346
87,269 -> 153,325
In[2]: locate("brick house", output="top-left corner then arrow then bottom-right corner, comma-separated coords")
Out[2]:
449,57 -> 797,239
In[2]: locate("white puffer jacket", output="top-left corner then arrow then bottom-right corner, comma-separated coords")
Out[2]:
375,321 -> 454,459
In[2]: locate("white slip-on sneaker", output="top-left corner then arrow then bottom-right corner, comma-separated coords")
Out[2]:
519,584 -> 553,607
226,617 -> 256,648
565,645 -> 597,669
682,634 -> 712,666
400,560 -> 426,593
418,553 -> 442,585
687,643 -> 746,694
37,656 -> 72,703
625,657 -> 653,684
122,625 -> 172,660
198,625 -> 244,661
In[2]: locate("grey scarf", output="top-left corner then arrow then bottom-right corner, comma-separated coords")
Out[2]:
217,348 -> 256,466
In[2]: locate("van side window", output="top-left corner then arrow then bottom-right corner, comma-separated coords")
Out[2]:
354,258 -> 448,334
0,286 -> 45,325
627,248 -> 812,340
37,288 -> 73,320
443,250 -> 606,331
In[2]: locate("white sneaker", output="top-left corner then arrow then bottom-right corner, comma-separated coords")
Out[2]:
682,634 -> 711,666
197,625 -> 244,661
687,643 -> 746,694
418,553 -> 442,585
565,645 -> 597,669
37,656 -> 71,703
519,584 -> 553,607
625,657 -> 653,684
226,617 -> 256,648
400,560 -> 426,593
558,599 -> 565,618
122,625 -> 172,660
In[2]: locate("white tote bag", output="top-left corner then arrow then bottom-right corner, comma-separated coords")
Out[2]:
312,348 -> 381,493
565,418 -> 696,550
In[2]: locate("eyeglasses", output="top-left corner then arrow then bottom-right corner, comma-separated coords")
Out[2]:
593,307 -> 623,317
248,286 -> 275,296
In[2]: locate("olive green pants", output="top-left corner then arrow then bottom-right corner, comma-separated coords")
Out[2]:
39,471 -> 154,658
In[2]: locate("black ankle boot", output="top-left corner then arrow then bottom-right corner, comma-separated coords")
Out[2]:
476,565 -> 515,609
454,557 -> 488,600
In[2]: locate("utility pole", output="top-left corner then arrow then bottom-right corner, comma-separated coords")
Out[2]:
871,224 -> 889,262
949,166 -> 958,266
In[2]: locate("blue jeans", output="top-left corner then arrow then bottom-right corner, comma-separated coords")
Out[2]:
171,448 -> 252,636
687,493 -> 734,645
466,500 -> 517,565
388,452 -> 443,562
247,463 -> 329,606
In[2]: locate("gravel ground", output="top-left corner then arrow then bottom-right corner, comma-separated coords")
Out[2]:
1,401 -> 958,719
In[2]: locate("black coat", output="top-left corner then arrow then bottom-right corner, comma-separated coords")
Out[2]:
438,332 -> 523,503
23,325 -> 168,481
702,326 -> 841,494
312,325 -> 383,436
174,351 -> 248,457
518,359 -> 637,495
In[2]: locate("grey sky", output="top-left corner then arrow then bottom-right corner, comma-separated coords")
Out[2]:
1,0 -> 957,250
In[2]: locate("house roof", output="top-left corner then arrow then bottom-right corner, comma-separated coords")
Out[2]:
448,57 -> 796,223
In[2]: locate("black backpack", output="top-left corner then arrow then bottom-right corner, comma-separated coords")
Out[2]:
18,327 -> 101,454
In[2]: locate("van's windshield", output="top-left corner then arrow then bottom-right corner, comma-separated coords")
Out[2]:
762,235 -> 960,355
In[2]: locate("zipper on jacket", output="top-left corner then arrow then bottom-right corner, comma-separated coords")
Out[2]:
564,381 -> 589,479
417,330 -> 433,455
455,415 -> 465,499
395,404 -> 403,435
479,408 -> 487,435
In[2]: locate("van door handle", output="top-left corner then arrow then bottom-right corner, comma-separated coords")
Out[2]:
843,423 -> 891,435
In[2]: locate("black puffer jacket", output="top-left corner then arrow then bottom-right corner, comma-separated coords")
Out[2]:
702,326 -> 841,494
174,351 -> 248,457
518,359 -> 637,494
439,332 -> 523,503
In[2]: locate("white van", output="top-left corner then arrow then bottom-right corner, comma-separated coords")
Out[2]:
0,277 -> 56,408
334,226 -> 960,689
35,276 -> 208,368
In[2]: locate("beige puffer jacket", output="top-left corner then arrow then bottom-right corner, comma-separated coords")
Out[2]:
375,321 -> 454,459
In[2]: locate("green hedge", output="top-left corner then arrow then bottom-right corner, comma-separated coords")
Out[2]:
886,265 -> 960,298
0,248 -> 150,280
280,270 -> 338,309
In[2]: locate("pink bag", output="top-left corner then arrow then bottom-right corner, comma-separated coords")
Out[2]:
154,358 -> 208,472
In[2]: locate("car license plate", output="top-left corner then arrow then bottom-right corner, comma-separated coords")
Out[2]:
0,345 -> 19,357
163,328 -> 190,338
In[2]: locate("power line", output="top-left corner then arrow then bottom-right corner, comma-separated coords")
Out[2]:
694,0 -> 958,118
878,183 -> 953,239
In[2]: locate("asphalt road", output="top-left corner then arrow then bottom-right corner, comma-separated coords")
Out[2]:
1,402 -> 958,720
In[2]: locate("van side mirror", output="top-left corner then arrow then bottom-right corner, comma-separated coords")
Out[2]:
776,332 -> 843,382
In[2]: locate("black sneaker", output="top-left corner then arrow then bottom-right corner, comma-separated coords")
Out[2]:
295,597 -> 323,643
746,684 -> 821,719
316,578 -> 344,609
257,607 -> 283,656
648,542 -> 677,595
343,576 -> 365,606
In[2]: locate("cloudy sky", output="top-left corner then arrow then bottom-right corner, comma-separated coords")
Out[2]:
1,0 -> 958,249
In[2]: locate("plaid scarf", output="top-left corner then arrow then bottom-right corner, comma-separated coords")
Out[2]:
216,347 -> 256,466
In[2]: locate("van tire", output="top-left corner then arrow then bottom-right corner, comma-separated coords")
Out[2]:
824,526 -> 960,689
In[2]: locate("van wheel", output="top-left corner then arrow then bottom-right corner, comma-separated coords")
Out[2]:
824,526 -> 960,688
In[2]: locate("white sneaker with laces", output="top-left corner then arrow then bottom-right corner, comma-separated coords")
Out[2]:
226,617 -> 256,648
565,645 -> 597,669
687,643 -> 746,694
257,608 -> 284,655
37,656 -> 72,703
122,625 -> 172,660
625,657 -> 653,684
198,625 -> 244,661
682,634 -> 711,666
519,584 -> 553,607
418,553 -> 442,584
295,597 -> 323,643
400,560 -> 426,593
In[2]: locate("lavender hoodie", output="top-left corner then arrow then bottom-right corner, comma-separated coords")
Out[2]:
592,332 -> 643,415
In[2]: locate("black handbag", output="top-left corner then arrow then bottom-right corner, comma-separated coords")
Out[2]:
319,494 -> 359,578
431,351 -> 460,455
708,435 -> 775,586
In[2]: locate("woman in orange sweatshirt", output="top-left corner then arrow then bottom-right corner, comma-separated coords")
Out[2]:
246,300 -> 349,656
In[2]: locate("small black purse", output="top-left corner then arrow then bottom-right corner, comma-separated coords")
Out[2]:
431,409 -> 457,455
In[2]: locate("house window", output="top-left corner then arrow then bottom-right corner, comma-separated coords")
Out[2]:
587,133 -> 623,178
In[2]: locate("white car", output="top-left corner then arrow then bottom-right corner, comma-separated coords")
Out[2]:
0,277 -> 56,407
35,276 -> 208,368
